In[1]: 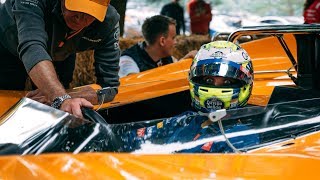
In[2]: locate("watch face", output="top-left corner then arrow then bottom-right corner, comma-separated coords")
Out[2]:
51,98 -> 63,109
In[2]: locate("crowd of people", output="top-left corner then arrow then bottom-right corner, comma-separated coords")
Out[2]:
161,0 -> 212,35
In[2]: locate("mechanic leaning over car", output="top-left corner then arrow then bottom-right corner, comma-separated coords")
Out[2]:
0,0 -> 120,118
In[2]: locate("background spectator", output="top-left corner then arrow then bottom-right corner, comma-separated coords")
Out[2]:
119,15 -> 197,78
187,0 -> 212,35
160,0 -> 186,35
303,0 -> 320,23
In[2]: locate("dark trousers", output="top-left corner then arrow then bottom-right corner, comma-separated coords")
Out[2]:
0,42 -> 75,90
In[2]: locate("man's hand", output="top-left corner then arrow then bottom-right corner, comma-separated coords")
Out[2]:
60,98 -> 93,118
27,89 -> 94,118
27,61 -> 98,118
26,89 -> 50,105
26,85 -> 98,118
26,85 -> 99,105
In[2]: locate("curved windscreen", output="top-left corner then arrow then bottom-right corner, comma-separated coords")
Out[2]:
0,97 -> 320,155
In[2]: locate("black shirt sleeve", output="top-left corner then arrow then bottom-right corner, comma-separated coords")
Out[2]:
94,22 -> 120,102
13,0 -> 52,72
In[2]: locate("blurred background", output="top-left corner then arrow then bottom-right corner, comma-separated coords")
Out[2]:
114,0 -> 304,38
71,0 -> 305,87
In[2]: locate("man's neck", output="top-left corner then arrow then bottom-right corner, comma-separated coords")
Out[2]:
144,44 -> 165,62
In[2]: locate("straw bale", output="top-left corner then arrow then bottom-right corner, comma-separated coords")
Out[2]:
70,50 -> 96,88
173,35 -> 210,59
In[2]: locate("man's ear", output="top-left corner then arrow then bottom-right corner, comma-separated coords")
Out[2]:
159,36 -> 166,46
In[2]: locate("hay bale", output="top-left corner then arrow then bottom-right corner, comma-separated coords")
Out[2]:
70,50 -> 96,88
173,35 -> 210,59
70,37 -> 143,88
119,37 -> 143,50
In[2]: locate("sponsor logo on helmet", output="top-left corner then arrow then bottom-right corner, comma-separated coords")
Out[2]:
210,51 -> 224,58
240,65 -> 251,76
204,97 -> 224,109
242,52 -> 249,60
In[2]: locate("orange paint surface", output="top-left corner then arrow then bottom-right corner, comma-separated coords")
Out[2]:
1,35 -> 319,179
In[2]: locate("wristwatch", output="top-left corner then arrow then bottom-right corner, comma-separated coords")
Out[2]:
51,94 -> 72,109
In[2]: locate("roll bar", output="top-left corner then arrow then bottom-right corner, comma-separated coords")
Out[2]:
227,24 -> 320,90
227,24 -> 320,42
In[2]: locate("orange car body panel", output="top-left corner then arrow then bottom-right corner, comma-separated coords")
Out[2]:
0,35 -> 296,116
1,35 -> 314,179
0,132 -> 320,179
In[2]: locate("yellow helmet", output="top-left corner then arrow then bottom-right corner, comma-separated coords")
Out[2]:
189,41 -> 254,112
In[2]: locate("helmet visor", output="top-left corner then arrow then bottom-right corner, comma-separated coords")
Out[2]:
191,76 -> 244,88
189,58 -> 252,85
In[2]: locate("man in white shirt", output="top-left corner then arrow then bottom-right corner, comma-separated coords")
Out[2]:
119,15 -> 196,77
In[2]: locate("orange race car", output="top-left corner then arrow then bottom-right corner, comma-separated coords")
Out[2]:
1,24 -> 320,179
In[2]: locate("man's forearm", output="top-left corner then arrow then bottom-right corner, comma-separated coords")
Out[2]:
29,60 -> 67,101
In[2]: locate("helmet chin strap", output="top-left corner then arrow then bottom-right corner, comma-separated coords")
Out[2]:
199,109 -> 242,153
